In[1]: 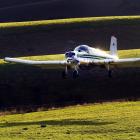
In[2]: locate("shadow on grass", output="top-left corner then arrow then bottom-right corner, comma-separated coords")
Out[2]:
0,119 -> 116,128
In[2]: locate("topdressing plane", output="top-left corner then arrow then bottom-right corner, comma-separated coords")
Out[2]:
4,36 -> 140,78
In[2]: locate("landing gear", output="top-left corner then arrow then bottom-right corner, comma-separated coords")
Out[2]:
73,70 -> 79,79
62,64 -> 79,79
62,66 -> 68,79
107,64 -> 112,78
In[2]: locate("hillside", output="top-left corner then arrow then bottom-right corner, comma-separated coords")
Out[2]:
1,16 -> 140,58
0,16 -> 140,108
0,49 -> 140,108
0,0 -> 140,22
0,101 -> 140,140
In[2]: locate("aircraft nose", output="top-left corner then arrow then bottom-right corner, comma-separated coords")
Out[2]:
65,51 -> 75,58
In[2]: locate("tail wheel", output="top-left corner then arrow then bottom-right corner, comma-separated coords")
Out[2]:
73,70 -> 79,79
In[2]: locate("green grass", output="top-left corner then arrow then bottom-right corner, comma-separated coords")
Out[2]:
1,16 -> 140,34
0,16 -> 139,140
118,49 -> 140,58
0,101 -> 139,140
1,16 -> 140,28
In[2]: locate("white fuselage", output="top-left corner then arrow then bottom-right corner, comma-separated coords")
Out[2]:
76,47 -> 116,60
66,45 -> 118,62
65,45 -> 118,70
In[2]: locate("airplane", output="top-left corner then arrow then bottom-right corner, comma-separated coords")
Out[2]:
4,36 -> 140,79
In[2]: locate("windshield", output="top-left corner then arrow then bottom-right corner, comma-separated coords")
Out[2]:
74,45 -> 90,53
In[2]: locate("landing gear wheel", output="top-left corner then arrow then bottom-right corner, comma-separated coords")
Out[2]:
108,70 -> 112,78
62,71 -> 67,79
73,70 -> 79,79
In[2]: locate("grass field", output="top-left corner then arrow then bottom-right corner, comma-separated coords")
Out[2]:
1,16 -> 140,34
1,15 -> 140,58
0,49 -> 139,109
0,15 -> 140,117
0,101 -> 139,140
0,17 -> 139,140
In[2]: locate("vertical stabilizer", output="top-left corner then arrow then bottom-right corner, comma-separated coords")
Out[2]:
110,36 -> 118,57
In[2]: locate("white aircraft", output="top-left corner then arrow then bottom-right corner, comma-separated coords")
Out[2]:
4,36 -> 140,78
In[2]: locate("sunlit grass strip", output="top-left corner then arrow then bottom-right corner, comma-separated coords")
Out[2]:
1,16 -> 140,28
0,49 -> 140,65
1,16 -> 140,34
118,49 -> 140,58
21,54 -> 65,61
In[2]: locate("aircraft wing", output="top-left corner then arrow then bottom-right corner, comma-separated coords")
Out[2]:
4,57 -> 140,69
111,58 -> 140,68
4,57 -> 68,69
84,58 -> 140,68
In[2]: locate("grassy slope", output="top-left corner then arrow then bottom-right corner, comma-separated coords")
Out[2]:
1,16 -> 140,27
0,101 -> 140,140
1,16 -> 140,34
1,16 -> 140,58
0,16 -> 139,110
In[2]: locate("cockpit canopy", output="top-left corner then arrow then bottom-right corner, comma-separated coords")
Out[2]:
74,45 -> 90,54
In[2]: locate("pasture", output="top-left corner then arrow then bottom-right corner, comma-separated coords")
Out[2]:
0,101 -> 140,140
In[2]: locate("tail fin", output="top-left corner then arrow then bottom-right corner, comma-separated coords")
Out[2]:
110,36 -> 118,57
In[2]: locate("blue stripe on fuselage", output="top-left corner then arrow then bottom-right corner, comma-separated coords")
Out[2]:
78,54 -> 108,60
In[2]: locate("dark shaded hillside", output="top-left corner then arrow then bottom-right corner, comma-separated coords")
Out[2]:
0,17 -> 140,109
0,25 -> 140,58
0,64 -> 139,109
0,0 -> 140,22
0,24 -> 140,109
